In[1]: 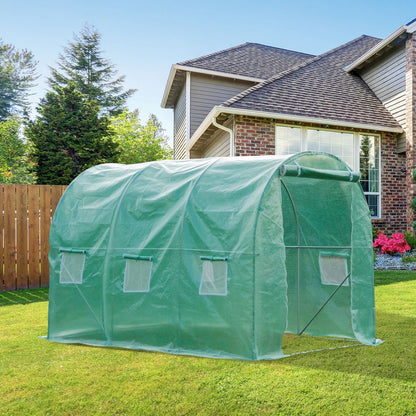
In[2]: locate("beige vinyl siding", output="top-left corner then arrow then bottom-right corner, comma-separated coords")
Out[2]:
360,48 -> 406,129
190,74 -> 254,136
201,129 -> 230,158
397,134 -> 406,153
174,85 -> 187,159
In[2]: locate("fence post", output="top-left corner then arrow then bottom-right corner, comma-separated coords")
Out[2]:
3,186 -> 16,291
40,186 -> 51,287
28,186 -> 40,289
16,185 -> 28,289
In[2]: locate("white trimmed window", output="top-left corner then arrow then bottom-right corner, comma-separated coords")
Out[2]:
275,125 -> 381,218
359,134 -> 380,218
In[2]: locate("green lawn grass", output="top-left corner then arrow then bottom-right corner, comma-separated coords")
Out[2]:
1,271 -> 415,415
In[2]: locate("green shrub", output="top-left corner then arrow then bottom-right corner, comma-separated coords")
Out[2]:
404,231 -> 416,250
402,252 -> 416,263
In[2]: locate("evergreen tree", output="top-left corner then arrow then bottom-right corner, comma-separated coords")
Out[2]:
25,83 -> 119,184
0,40 -> 37,120
48,25 -> 135,116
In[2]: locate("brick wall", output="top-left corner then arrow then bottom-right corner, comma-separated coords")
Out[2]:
234,115 -> 275,156
234,115 -> 406,233
372,132 -> 407,234
405,31 -> 416,230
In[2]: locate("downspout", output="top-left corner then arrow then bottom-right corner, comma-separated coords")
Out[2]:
212,116 -> 235,157
185,72 -> 191,159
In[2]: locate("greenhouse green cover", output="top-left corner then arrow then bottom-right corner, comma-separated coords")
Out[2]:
47,152 -> 380,360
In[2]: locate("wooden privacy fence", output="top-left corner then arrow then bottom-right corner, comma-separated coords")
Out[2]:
0,184 -> 67,291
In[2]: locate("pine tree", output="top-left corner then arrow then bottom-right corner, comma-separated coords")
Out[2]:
25,83 -> 119,184
0,40 -> 37,120
48,25 -> 135,116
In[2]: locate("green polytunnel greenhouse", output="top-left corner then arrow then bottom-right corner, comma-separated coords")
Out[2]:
47,152 -> 381,360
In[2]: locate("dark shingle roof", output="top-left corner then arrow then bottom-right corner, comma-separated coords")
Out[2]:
179,42 -> 315,80
222,36 -> 401,130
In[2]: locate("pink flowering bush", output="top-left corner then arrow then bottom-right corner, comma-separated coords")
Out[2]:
373,232 -> 411,255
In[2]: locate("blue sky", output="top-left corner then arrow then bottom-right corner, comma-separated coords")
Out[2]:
0,0 -> 414,144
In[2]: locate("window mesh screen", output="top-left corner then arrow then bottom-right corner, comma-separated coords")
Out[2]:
60,252 -> 85,284
123,258 -> 152,293
319,255 -> 349,286
199,259 -> 228,296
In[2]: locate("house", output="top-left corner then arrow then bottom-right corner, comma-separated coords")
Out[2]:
161,19 -> 416,234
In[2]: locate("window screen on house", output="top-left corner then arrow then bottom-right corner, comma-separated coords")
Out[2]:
306,129 -> 354,169
59,250 -> 86,284
275,125 -> 381,218
319,253 -> 349,286
123,255 -> 153,293
199,257 -> 228,296
275,126 -> 302,155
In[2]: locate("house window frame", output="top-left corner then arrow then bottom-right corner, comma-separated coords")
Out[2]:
275,124 -> 381,219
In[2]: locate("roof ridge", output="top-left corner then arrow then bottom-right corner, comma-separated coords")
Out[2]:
222,35 -> 380,108
244,42 -> 314,57
178,42 -> 251,66
178,42 -> 314,67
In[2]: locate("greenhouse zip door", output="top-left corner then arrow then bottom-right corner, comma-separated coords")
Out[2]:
280,167 -> 357,341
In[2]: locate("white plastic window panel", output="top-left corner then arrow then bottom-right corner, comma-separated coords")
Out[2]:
319,255 -> 349,286
123,256 -> 153,293
199,257 -> 228,296
59,251 -> 86,284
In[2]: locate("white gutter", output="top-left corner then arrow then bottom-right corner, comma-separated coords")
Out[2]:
188,106 -> 403,151
161,64 -> 263,108
212,117 -> 234,157
173,65 -> 264,83
407,21 -> 416,33
188,107 -> 219,150
345,25 -> 408,72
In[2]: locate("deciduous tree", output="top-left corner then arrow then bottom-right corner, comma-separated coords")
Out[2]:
0,118 -> 36,183
110,110 -> 172,164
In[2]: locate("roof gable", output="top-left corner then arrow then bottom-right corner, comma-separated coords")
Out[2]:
179,42 -> 315,80
162,43 -> 314,108
221,35 -> 401,130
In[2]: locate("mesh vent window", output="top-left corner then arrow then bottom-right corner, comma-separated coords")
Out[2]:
199,258 -> 228,296
123,257 -> 153,293
319,254 -> 349,286
60,252 -> 86,284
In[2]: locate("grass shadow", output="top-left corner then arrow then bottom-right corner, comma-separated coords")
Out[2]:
278,310 -> 416,382
375,270 -> 416,286
282,333 -> 361,356
0,287 -> 49,307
